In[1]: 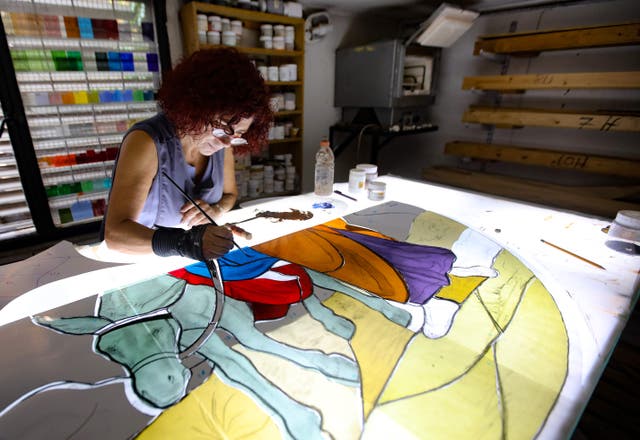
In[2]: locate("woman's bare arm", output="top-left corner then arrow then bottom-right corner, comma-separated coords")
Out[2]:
103,130 -> 158,255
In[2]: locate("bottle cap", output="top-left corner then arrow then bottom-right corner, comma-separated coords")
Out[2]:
320,138 -> 330,147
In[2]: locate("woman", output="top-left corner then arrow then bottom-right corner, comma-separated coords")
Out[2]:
102,48 -> 272,261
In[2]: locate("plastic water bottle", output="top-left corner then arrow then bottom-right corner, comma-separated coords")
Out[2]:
314,138 -> 334,196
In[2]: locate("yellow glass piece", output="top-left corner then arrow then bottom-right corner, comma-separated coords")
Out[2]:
137,373 -> 282,439
496,278 -> 569,439
379,292 -> 499,403
365,348 -> 502,439
73,91 -> 88,104
324,292 -> 413,419
476,251 -> 534,331
407,211 -> 467,248
436,274 -> 487,303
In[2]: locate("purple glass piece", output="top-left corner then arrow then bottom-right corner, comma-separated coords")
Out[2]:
339,229 -> 455,304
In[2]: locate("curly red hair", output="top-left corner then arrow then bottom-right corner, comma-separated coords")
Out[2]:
158,48 -> 273,154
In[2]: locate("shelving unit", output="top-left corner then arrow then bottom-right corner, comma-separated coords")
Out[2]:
180,1 -> 305,201
424,22 -> 640,217
0,0 -> 162,233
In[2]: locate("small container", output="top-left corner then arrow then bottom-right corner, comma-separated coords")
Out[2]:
287,63 -> 297,81
198,31 -> 207,43
367,181 -> 386,201
284,92 -> 296,110
273,24 -> 285,37
222,30 -> 236,46
278,65 -> 290,81
272,35 -> 285,50
260,35 -> 273,49
231,20 -> 243,36
221,18 -> 231,32
257,65 -> 268,79
274,124 -> 285,139
356,163 -> 378,188
267,66 -> 279,82
207,30 -> 220,44
274,180 -> 284,192
348,168 -> 366,193
285,178 -> 295,191
197,14 -> 208,32
285,39 -> 294,51
260,23 -> 273,37
208,15 -> 222,31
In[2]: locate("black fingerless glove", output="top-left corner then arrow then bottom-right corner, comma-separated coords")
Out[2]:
151,225 -> 208,261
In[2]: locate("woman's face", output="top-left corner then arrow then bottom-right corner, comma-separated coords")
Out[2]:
191,116 -> 254,156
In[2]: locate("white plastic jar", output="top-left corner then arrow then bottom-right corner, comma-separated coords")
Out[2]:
267,66 -> 279,82
231,20 -> 243,37
356,163 -> 378,188
348,168 -> 367,193
260,35 -> 273,49
260,23 -> 273,37
208,15 -> 222,31
207,30 -> 220,44
367,181 -> 386,201
278,65 -> 290,81
273,24 -> 285,37
272,36 -> 285,50
222,30 -> 236,46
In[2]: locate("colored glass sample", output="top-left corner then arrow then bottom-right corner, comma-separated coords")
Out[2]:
107,52 -> 122,71
141,22 -> 155,42
70,200 -> 94,221
63,16 -> 80,38
95,52 -> 109,71
146,53 -> 159,72
120,52 -> 134,71
77,17 -> 93,39
58,207 -> 73,223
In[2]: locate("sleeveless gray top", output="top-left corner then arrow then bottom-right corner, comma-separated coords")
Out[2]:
106,113 -> 225,230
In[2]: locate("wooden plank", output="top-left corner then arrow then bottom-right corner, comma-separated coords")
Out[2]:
462,106 -> 640,132
422,166 -> 640,218
474,22 -> 640,55
462,72 -> 640,91
444,141 -> 640,178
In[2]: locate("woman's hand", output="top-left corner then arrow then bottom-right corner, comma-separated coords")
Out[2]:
200,225 -> 234,260
180,199 -> 223,226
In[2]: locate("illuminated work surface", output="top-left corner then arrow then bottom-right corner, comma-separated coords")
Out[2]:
0,175 -> 637,438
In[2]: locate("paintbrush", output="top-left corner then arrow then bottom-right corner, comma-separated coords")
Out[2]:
162,171 -> 249,256
540,239 -> 605,270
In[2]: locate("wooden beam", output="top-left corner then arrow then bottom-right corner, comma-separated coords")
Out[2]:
462,72 -> 640,91
474,22 -> 640,55
462,107 -> 640,132
422,167 -> 640,218
444,141 -> 640,178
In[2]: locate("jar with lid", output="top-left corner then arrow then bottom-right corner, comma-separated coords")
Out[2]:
222,31 -> 237,46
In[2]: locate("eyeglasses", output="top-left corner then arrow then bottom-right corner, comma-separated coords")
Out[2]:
212,115 -> 240,135
212,116 -> 248,145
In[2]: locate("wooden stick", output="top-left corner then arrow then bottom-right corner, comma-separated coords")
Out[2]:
540,239 -> 605,270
